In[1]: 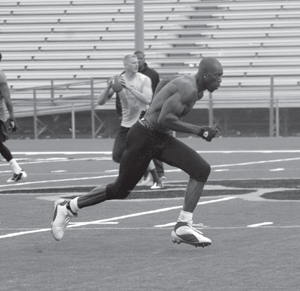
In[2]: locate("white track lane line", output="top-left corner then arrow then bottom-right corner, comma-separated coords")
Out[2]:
8,150 -> 300,155
0,157 -> 111,167
211,157 -> 300,168
0,174 -> 118,188
1,156 -> 299,188
247,222 -> 274,227
0,196 -> 237,239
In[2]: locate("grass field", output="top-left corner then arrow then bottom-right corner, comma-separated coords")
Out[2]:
0,137 -> 300,291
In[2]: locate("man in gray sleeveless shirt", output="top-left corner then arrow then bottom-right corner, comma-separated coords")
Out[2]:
0,53 -> 27,182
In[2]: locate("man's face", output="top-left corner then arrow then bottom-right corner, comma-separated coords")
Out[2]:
204,65 -> 223,92
125,57 -> 139,73
135,53 -> 145,69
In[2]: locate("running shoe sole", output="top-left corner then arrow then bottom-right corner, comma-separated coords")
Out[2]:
171,230 -> 211,248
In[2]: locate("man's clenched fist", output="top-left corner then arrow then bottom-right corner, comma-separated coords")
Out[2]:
198,126 -> 218,142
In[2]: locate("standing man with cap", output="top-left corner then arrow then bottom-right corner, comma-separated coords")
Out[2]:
134,51 -> 166,180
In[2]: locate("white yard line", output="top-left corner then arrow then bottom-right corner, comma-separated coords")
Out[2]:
0,175 -> 118,188
0,197 -> 237,239
6,150 -> 300,155
247,222 -> 274,227
211,157 -> 300,168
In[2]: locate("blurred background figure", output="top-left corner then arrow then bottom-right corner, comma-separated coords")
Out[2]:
0,53 -> 27,182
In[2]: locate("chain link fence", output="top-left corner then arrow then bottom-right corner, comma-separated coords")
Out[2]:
10,100 -> 120,139
8,98 -> 300,140
8,78 -> 300,140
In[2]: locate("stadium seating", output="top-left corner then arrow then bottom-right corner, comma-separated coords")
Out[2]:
0,0 -> 299,104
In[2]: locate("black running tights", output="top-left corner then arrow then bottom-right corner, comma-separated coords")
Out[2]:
0,142 -> 13,162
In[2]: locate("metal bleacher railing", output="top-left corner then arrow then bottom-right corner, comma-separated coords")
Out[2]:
2,0 -> 300,139
9,75 -> 300,140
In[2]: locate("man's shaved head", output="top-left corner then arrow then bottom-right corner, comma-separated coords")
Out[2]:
199,57 -> 222,73
198,57 -> 223,92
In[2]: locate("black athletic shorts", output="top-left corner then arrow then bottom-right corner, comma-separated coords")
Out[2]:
107,120 -> 211,199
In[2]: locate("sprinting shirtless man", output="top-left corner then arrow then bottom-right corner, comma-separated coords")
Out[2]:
51,57 -> 223,247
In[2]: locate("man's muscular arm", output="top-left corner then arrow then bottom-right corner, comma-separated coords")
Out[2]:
120,76 -> 152,105
97,77 -> 115,105
157,82 -> 218,141
157,84 -> 200,134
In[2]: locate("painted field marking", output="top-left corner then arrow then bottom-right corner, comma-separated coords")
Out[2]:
67,197 -> 237,229
0,150 -> 299,187
211,157 -> 300,168
0,160 -> 295,189
0,157 -> 111,167
0,228 -> 51,239
9,151 -> 112,155
270,168 -> 285,172
247,222 -> 274,227
7,150 -> 300,155
69,222 -> 119,225
154,222 -> 205,228
154,222 -> 176,228
0,196 -> 237,239
0,174 -> 118,188
2,155 -> 299,170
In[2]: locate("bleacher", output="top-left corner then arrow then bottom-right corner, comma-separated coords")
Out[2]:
0,0 -> 299,105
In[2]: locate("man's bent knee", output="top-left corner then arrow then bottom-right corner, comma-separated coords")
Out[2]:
112,157 -> 121,163
192,163 -> 211,183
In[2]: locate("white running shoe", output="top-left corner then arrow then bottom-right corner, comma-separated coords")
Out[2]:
51,199 -> 77,241
171,222 -> 211,248
7,170 -> 27,183
150,181 -> 164,189
138,174 -> 152,186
